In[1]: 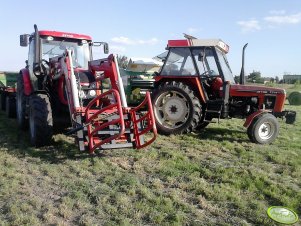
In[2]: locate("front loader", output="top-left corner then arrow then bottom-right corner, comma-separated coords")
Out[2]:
18,25 -> 156,153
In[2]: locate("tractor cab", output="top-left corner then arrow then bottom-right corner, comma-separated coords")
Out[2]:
39,31 -> 92,70
157,39 -> 234,101
20,27 -> 108,92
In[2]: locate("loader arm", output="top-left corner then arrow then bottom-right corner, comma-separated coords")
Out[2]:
57,51 -> 157,153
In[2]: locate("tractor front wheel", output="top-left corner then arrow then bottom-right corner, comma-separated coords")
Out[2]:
29,94 -> 53,147
152,81 -> 201,135
16,74 -> 28,130
247,113 -> 279,144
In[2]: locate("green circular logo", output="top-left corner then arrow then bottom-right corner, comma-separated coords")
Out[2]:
267,206 -> 299,224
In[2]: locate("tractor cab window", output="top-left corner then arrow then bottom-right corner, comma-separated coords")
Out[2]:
161,48 -> 196,76
216,49 -> 235,83
192,48 -> 219,77
28,38 -> 35,79
41,39 -> 90,69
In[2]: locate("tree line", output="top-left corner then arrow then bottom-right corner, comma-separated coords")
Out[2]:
234,71 -> 280,84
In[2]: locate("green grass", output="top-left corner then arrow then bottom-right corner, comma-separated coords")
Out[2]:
0,102 -> 300,225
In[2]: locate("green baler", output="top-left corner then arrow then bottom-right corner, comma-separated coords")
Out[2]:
0,71 -> 18,117
120,58 -> 162,105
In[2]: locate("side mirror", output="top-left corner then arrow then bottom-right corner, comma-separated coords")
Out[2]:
20,34 -> 29,47
93,42 -> 109,54
103,43 -> 109,54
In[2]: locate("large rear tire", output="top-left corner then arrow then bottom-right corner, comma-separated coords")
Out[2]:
29,94 -> 53,147
16,74 -> 28,130
152,81 -> 201,135
247,113 -> 279,144
6,96 -> 16,118
195,105 -> 211,130
0,93 -> 7,111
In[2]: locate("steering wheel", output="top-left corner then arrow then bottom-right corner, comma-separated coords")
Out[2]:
200,70 -> 216,77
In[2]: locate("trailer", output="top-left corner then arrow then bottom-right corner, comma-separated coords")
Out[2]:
0,71 -> 18,117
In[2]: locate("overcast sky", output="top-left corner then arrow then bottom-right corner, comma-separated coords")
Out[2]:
0,0 -> 300,77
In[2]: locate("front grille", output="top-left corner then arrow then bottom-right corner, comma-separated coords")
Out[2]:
264,95 -> 276,109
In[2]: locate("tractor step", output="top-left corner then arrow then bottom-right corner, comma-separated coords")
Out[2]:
206,109 -> 221,114
204,99 -> 224,121
206,99 -> 224,105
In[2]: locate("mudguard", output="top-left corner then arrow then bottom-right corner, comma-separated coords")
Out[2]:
20,69 -> 33,95
244,110 -> 267,128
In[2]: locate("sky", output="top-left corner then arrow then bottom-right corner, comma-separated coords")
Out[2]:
0,0 -> 300,78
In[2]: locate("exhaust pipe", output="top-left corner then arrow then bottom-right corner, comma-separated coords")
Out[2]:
33,24 -> 42,78
239,43 -> 248,85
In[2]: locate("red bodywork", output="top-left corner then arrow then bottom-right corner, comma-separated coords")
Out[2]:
39,30 -> 92,40
229,84 -> 286,113
155,73 -> 287,128
20,68 -> 32,95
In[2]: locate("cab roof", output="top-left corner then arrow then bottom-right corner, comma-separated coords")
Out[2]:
38,30 -> 92,41
167,39 -> 229,53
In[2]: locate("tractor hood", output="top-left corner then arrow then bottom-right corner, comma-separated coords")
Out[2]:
230,84 -> 286,113
230,84 -> 285,95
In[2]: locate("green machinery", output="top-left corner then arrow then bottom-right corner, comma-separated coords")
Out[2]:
0,71 -> 18,117
120,58 -> 162,105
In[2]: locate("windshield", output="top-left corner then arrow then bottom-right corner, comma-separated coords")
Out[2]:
216,49 -> 235,83
41,39 -> 90,69
160,48 -> 196,76
192,47 -> 219,77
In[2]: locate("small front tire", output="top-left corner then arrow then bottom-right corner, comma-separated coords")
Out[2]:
247,113 -> 279,144
29,93 -> 53,147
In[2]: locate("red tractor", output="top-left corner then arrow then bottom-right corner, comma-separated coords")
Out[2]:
18,25 -> 156,154
151,38 -> 296,144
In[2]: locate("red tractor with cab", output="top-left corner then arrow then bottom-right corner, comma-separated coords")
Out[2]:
151,37 -> 296,144
18,25 -> 156,154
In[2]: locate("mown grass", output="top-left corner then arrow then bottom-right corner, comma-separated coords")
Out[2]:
0,100 -> 300,225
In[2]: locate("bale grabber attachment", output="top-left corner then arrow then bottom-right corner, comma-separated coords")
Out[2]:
56,50 -> 157,154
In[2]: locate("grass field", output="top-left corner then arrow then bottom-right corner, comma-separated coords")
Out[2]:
0,90 -> 300,225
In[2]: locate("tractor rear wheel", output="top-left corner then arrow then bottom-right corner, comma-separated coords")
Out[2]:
16,74 -> 28,130
247,113 -> 279,144
6,96 -> 16,118
195,106 -> 211,130
152,81 -> 201,135
0,93 -> 7,111
29,94 -> 53,147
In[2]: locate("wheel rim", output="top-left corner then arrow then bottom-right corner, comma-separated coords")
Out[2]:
154,90 -> 189,129
258,122 -> 274,140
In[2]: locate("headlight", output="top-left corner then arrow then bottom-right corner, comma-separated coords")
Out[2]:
89,90 -> 96,97
79,90 -> 86,99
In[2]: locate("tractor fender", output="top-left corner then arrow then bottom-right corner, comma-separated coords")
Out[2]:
244,110 -> 268,128
154,77 -> 206,103
20,69 -> 33,95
